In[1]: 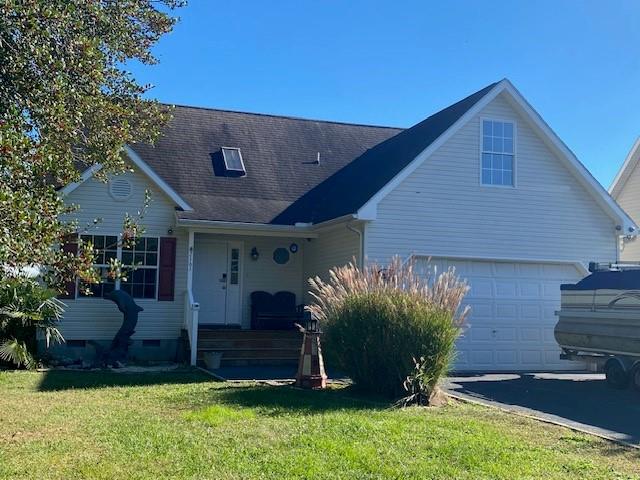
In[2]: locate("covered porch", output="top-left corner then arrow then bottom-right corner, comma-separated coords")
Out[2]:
180,219 -> 363,366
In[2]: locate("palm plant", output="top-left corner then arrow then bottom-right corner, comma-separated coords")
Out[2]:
0,276 -> 64,368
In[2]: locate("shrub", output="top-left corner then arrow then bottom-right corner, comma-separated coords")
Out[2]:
0,277 -> 64,368
308,257 -> 469,400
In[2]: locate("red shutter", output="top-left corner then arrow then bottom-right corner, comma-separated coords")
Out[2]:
58,235 -> 78,299
158,237 -> 177,301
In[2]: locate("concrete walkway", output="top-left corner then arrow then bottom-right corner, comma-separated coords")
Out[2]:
444,373 -> 640,446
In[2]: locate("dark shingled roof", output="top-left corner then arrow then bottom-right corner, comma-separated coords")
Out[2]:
130,82 -> 497,225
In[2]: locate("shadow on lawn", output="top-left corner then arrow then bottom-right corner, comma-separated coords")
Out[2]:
37,368 -> 213,392
210,383 -> 388,414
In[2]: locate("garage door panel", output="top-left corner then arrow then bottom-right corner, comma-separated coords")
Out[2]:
496,303 -> 517,319
520,350 -> 543,365
521,304 -> 542,319
469,262 -> 493,275
495,280 -> 517,297
470,350 -> 493,365
543,328 -> 557,343
465,326 -> 518,342
543,282 -> 563,298
467,279 -> 493,298
496,350 -> 518,365
520,327 -> 542,342
417,257 -> 583,371
519,281 -> 542,298
465,302 -> 493,318
493,262 -> 518,276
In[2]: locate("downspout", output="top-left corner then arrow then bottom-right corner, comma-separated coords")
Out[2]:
346,221 -> 364,267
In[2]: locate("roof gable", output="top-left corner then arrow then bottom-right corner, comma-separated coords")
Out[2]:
352,79 -> 636,233
60,147 -> 193,212
610,137 -> 640,199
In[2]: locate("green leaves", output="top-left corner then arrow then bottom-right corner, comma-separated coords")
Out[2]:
0,277 -> 65,368
0,1 -> 181,293
0,338 -> 35,369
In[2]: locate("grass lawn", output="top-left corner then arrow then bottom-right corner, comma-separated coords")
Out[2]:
0,370 -> 638,479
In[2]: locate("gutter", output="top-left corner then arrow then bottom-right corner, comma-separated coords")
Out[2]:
176,217 -> 319,238
176,213 -> 365,237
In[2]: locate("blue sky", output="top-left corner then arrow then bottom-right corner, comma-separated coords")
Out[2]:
130,0 -> 640,188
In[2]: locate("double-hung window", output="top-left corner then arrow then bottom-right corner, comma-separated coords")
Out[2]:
481,119 -> 515,186
78,235 -> 118,297
121,237 -> 159,299
78,235 -> 159,299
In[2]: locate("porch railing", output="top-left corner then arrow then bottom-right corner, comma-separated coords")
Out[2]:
183,289 -> 200,366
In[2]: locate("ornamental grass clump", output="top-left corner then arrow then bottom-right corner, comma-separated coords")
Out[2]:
308,256 -> 469,401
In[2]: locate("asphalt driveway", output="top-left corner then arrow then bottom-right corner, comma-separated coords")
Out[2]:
444,373 -> 640,446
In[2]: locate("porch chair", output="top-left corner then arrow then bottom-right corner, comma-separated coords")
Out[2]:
250,290 -> 305,330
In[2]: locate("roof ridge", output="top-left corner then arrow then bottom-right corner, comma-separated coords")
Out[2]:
163,103 -> 406,131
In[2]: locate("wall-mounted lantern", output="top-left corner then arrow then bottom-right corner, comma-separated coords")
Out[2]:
250,247 -> 259,261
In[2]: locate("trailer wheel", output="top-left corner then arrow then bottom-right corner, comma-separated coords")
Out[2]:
605,360 -> 629,389
631,365 -> 640,392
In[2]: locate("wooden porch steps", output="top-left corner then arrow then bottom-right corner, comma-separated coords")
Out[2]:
196,329 -> 303,367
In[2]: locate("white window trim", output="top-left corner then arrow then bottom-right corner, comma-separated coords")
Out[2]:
221,146 -> 247,174
479,117 -> 517,188
75,235 -> 160,301
479,116 -> 517,188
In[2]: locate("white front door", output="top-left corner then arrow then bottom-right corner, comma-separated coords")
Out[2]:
193,238 -> 228,325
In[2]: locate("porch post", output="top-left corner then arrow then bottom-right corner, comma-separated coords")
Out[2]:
187,229 -> 198,366
187,229 -> 195,292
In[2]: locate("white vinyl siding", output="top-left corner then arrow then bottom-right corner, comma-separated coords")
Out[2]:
235,236 -> 304,328
615,161 -> 640,261
61,169 -> 187,340
302,224 -> 361,301
366,92 -> 617,265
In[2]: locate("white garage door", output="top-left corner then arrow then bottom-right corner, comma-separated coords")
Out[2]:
417,258 -> 584,371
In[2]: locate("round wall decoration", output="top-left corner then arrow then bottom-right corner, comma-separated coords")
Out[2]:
273,247 -> 290,265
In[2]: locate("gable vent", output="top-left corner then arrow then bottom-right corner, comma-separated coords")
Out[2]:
109,178 -> 133,201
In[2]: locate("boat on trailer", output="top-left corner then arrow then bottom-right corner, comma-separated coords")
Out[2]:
555,262 -> 640,390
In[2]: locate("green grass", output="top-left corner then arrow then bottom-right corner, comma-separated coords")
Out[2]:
0,370 -> 638,479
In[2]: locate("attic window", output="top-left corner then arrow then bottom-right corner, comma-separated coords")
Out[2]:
221,147 -> 246,175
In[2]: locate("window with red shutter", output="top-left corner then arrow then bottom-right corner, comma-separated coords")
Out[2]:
158,237 -> 177,301
58,235 -> 78,299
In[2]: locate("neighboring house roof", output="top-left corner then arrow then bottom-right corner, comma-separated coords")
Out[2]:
609,137 -> 640,199
63,79 -> 636,232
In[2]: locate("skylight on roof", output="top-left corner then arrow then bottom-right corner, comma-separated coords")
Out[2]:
221,147 -> 246,175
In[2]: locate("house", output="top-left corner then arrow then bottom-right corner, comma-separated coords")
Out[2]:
609,138 -> 640,260
52,79 -> 635,371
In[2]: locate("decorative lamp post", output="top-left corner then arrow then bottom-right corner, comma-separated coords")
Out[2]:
295,309 -> 327,389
